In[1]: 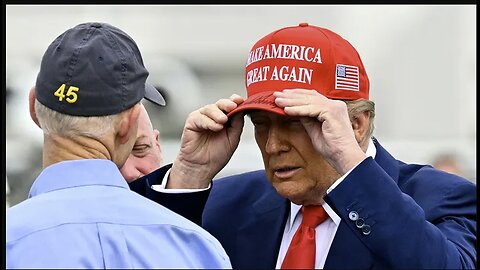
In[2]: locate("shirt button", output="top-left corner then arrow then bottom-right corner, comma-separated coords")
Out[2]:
355,218 -> 365,228
348,211 -> 359,221
362,224 -> 371,235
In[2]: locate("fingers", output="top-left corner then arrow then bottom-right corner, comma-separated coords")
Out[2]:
187,94 -> 245,132
215,94 -> 245,113
273,88 -> 346,120
189,104 -> 227,132
227,112 -> 245,137
274,88 -> 323,100
274,89 -> 325,107
229,94 -> 245,105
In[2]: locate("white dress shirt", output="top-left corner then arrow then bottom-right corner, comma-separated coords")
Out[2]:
276,138 -> 376,269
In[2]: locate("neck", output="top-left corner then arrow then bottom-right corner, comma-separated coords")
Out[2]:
42,134 -> 112,168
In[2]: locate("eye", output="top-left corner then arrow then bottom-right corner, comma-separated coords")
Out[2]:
290,119 -> 302,125
250,116 -> 263,124
132,144 -> 151,156
251,120 -> 265,127
284,118 -> 303,129
251,118 -> 270,130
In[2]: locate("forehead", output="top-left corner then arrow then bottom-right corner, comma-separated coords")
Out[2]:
137,106 -> 152,129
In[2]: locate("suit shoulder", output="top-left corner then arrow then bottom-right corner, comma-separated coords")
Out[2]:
210,169 -> 274,201
397,163 -> 476,207
399,163 -> 475,188
214,170 -> 269,189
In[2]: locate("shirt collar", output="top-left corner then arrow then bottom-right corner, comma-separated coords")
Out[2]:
289,201 -> 341,230
288,138 -> 377,228
365,137 -> 377,160
29,159 -> 129,198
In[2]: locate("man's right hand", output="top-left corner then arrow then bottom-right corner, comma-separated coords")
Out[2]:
167,94 -> 245,189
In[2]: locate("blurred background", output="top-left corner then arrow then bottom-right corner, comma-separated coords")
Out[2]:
6,5 -> 476,208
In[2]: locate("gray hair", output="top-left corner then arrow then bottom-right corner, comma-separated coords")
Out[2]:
344,99 -> 376,145
35,100 -> 118,139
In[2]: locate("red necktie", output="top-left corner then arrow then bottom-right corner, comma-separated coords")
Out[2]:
281,205 -> 328,269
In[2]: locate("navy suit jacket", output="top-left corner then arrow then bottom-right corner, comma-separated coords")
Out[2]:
130,138 -> 477,269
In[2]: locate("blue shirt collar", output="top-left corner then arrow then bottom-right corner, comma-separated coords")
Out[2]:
29,159 -> 129,198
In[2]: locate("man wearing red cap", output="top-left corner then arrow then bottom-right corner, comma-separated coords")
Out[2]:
130,23 -> 476,269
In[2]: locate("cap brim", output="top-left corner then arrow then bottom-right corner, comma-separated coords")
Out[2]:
227,91 -> 286,118
144,83 -> 166,106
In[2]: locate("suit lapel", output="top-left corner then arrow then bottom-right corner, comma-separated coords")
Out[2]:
235,188 -> 289,269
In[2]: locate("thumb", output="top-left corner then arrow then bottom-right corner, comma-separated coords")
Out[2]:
227,113 -> 245,146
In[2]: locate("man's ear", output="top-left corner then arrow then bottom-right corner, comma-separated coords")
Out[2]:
153,128 -> 162,150
117,104 -> 141,145
351,111 -> 370,147
29,86 -> 41,128
153,129 -> 160,142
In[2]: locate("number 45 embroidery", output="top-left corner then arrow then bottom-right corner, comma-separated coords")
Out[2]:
54,84 -> 79,103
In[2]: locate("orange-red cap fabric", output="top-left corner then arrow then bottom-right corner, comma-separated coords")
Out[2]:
228,23 -> 369,117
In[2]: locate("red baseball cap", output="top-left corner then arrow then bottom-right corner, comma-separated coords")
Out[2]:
228,22 -> 369,117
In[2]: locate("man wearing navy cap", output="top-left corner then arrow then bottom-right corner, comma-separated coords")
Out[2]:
130,23 -> 476,269
6,22 -> 231,269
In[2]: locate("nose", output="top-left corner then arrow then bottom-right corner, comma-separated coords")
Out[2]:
265,125 -> 289,155
120,159 -> 142,183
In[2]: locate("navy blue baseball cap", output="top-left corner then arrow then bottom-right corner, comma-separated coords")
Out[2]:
35,22 -> 166,116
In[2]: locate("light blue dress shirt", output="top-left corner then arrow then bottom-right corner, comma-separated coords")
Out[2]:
6,159 -> 231,269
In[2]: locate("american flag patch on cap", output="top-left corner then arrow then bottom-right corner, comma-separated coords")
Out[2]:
335,64 -> 359,91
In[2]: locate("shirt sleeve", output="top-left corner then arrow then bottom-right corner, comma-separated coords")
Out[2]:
151,168 -> 211,193
326,160 -> 361,194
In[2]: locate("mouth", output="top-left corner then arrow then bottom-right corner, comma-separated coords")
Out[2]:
273,166 -> 301,179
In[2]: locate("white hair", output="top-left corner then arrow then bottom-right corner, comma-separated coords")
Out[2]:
35,100 -> 119,139
344,99 -> 376,145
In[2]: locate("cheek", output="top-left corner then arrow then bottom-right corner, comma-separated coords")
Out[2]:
137,161 -> 155,174
302,153 -> 331,178
136,155 -> 161,174
254,137 -> 268,165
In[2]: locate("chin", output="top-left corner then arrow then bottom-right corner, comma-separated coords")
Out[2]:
273,181 -> 308,204
273,180 -> 325,205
